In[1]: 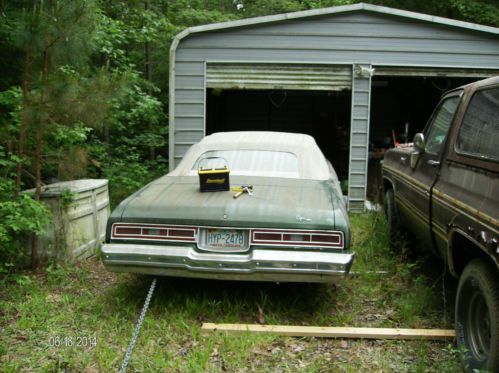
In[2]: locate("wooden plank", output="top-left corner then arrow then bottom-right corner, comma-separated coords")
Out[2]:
201,323 -> 455,341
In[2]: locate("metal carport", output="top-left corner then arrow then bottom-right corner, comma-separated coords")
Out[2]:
169,2 -> 499,211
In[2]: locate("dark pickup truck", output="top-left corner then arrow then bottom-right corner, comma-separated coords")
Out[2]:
382,76 -> 498,372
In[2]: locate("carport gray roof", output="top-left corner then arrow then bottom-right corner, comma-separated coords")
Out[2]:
171,2 -> 499,51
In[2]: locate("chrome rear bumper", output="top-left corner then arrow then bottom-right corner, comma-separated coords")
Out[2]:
101,243 -> 354,283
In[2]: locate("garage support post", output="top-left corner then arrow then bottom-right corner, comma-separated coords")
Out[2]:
348,64 -> 373,212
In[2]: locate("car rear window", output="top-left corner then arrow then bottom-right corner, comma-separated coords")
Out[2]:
191,150 -> 300,178
457,87 -> 499,162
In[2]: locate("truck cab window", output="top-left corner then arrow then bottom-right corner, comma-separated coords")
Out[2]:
457,87 -> 499,162
425,96 -> 460,155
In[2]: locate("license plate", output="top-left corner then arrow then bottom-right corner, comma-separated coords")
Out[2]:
200,228 -> 247,252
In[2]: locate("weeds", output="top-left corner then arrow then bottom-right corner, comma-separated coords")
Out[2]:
0,213 -> 460,371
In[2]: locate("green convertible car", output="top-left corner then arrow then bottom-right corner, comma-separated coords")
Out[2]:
101,131 -> 354,282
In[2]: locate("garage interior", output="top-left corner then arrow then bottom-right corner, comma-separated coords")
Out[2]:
367,75 -> 477,201
370,76 -> 476,148
206,74 -> 478,201
206,88 -> 352,182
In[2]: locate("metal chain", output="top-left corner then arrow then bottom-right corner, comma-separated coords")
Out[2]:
120,277 -> 157,373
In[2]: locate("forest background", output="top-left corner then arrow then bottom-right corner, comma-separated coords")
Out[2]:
1,0 -> 498,272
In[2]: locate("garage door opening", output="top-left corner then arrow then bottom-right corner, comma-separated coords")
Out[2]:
367,75 -> 478,200
206,88 -> 352,181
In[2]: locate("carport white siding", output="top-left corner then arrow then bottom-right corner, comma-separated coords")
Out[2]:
170,3 -> 499,211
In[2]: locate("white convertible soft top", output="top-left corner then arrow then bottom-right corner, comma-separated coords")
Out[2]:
169,131 -> 331,180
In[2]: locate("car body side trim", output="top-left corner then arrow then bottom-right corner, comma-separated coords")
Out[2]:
383,164 -> 429,192
432,188 -> 498,229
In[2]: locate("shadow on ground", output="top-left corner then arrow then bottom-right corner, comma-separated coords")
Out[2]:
104,274 -> 341,325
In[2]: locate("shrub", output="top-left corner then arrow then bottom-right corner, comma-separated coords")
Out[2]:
0,147 -> 50,274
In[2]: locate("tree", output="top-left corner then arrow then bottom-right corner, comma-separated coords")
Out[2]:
3,0 -> 119,267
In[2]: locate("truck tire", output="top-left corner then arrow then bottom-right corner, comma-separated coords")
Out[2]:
384,189 -> 401,246
455,258 -> 499,372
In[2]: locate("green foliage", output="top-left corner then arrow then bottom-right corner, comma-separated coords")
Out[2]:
59,188 -> 77,208
9,0 -> 99,67
1,0 -> 122,191
446,0 -> 499,27
0,87 -> 22,144
360,0 -> 499,27
102,154 -> 164,208
170,7 -> 238,26
233,0 -> 304,17
94,15 -> 130,69
84,71 -> 167,207
51,123 -> 92,147
0,146 -> 50,274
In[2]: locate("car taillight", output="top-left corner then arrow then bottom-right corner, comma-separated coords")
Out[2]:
112,223 -> 197,242
251,229 -> 343,248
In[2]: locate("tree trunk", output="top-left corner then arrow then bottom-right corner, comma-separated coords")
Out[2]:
30,129 -> 43,269
31,48 -> 50,269
34,129 -> 43,200
16,53 -> 32,197
145,0 -> 155,161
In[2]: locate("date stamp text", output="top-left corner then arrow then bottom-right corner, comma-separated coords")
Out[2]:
48,335 -> 97,348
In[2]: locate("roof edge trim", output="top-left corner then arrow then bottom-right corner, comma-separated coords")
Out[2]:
171,2 -> 499,48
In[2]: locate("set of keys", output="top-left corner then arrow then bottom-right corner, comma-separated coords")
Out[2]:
231,185 -> 253,199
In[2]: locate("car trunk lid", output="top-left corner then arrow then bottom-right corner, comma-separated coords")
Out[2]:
119,175 -> 338,230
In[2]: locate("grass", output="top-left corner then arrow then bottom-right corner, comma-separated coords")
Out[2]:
0,213 -> 461,372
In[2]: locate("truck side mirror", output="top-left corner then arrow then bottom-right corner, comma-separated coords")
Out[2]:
413,133 -> 425,153
410,133 -> 425,168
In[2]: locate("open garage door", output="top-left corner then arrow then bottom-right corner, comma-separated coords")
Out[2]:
206,62 -> 357,207
367,74 -> 481,202
207,63 -> 352,91
207,89 -> 351,183
374,66 -> 498,79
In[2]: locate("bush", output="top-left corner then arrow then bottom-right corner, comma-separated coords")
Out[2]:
0,147 -> 50,274
103,153 -> 167,208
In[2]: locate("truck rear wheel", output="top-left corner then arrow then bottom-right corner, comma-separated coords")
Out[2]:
455,258 -> 499,372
